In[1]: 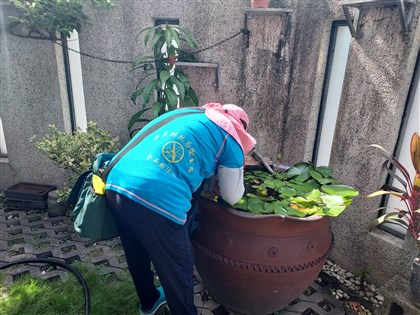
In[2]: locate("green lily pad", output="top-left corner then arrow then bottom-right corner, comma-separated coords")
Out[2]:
315,165 -> 333,177
285,162 -> 309,177
320,194 -> 347,216
321,185 -> 359,197
309,170 -> 333,184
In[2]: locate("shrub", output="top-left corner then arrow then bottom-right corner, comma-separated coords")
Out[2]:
31,122 -> 120,201
8,0 -> 114,40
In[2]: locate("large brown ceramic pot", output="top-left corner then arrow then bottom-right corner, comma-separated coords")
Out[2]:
191,197 -> 333,315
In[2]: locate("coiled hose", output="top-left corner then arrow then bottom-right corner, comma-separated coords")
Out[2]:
0,258 -> 91,315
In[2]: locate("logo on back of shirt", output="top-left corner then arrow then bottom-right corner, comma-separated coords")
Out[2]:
162,141 -> 184,163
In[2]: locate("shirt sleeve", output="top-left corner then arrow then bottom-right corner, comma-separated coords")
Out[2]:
217,165 -> 245,205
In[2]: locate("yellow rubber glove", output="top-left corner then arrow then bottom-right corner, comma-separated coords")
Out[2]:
92,174 -> 106,195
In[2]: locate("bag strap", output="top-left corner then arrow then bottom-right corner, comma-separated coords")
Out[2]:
102,109 -> 204,181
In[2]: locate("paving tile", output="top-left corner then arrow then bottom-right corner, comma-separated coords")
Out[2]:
0,208 -> 351,315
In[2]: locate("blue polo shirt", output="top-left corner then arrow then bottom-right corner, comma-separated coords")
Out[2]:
105,108 -> 243,224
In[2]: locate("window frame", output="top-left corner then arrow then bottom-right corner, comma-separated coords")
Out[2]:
0,117 -> 8,158
312,20 -> 351,166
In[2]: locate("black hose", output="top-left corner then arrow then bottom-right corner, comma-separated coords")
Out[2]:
0,258 -> 91,315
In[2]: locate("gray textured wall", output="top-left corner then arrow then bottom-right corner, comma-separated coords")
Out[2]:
79,0 -> 250,146
329,2 -> 420,287
0,4 -> 70,190
1,0 -> 419,312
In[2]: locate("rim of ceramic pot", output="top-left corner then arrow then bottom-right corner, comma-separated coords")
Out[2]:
225,206 -> 325,221
200,194 -> 327,222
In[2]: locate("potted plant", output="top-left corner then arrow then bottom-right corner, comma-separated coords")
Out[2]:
31,122 -> 120,216
7,0 -> 114,40
128,23 -> 199,136
191,161 -> 359,314
367,132 -> 420,307
251,0 -> 270,8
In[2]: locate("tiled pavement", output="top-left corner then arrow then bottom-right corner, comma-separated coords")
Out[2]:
0,207 -> 347,315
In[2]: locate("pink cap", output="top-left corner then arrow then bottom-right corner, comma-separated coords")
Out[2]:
202,103 -> 256,155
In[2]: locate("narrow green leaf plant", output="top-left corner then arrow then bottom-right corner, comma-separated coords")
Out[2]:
367,132 -> 420,259
129,24 -> 199,135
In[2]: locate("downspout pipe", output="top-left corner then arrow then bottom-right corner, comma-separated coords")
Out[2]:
61,33 -> 76,133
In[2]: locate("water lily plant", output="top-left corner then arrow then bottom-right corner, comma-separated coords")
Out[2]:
234,162 -> 359,218
367,132 -> 420,258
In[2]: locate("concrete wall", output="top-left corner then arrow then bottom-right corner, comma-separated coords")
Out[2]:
0,4 -> 71,190
327,4 -> 420,313
1,0 -> 419,312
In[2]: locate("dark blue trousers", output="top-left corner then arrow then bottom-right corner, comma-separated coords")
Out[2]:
106,190 -> 197,315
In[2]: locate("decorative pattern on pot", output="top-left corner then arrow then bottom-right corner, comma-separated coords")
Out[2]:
191,197 -> 333,315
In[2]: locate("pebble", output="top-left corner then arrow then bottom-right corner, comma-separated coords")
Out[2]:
322,259 -> 385,312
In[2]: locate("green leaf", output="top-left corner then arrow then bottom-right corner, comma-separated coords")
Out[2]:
370,144 -> 412,185
165,88 -> 179,110
142,79 -> 160,106
286,182 -> 314,194
131,87 -> 145,104
291,198 -> 318,209
367,190 -> 405,199
247,198 -> 265,214
159,70 -> 170,84
263,178 -> 285,189
320,195 -> 346,216
177,72 -> 191,89
370,212 -> 408,230
273,203 -> 288,215
164,25 -> 173,49
315,166 -> 333,177
177,27 -> 199,49
321,185 -> 359,197
233,198 -> 248,210
262,203 -> 275,214
309,170 -> 333,184
284,206 -> 308,218
151,101 -> 164,117
306,189 -> 321,201
167,76 -> 185,100
278,186 -> 297,197
294,166 -> 311,182
127,108 -> 151,131
304,179 -> 321,190
168,26 -> 180,47
150,30 -> 165,50
144,27 -> 156,46
285,162 -> 309,177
